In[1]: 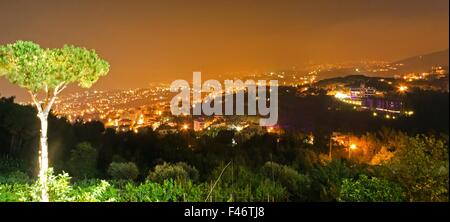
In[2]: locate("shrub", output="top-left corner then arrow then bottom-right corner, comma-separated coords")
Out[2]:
0,176 -> 204,202
67,142 -> 99,179
0,184 -> 32,202
309,159 -> 355,201
15,168 -> 75,202
208,163 -> 255,187
255,179 -> 287,202
262,161 -> 311,201
384,135 -> 449,202
45,170 -> 74,202
0,170 -> 30,184
0,157 -> 29,175
206,183 -> 252,202
206,164 -> 288,202
107,162 -> 139,180
70,179 -> 118,202
148,162 -> 199,183
206,164 -> 257,202
117,179 -> 204,202
176,162 -> 199,182
338,175 -> 405,202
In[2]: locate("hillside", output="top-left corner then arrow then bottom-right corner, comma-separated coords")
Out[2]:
392,49 -> 449,74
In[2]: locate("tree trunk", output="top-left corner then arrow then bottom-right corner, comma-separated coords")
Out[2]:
28,86 -> 63,202
38,112 -> 49,202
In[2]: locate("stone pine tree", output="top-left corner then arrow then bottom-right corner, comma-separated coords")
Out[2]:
0,41 -> 109,201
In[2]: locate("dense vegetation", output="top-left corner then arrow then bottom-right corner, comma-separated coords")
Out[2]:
0,92 -> 448,202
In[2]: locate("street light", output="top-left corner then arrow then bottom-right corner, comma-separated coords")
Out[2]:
349,143 -> 357,159
398,85 -> 408,93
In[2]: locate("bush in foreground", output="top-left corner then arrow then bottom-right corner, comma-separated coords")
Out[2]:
0,168 -> 203,202
338,175 -> 405,202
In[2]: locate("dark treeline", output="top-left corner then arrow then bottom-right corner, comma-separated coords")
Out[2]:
0,89 -> 448,201
1,89 -> 447,174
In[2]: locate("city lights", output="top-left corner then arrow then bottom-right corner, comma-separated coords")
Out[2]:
398,85 -> 408,93
334,92 -> 350,99
405,111 -> 414,116
0,0 -> 447,206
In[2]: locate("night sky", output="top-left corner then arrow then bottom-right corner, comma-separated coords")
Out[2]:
0,0 -> 448,101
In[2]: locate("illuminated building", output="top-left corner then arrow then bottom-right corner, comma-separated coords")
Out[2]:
350,84 -> 377,99
361,97 -> 403,114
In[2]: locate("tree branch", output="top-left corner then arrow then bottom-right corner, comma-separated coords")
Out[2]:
44,97 -> 56,114
43,82 -> 66,114
55,82 -> 68,95
28,91 -> 43,114
43,91 -> 58,114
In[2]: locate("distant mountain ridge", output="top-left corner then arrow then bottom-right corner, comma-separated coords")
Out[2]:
392,49 -> 449,74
